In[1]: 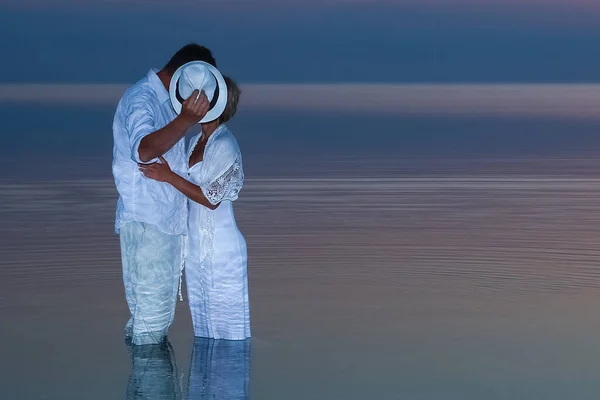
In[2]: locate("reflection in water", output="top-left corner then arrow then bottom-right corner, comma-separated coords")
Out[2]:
125,340 -> 182,400
188,338 -> 251,400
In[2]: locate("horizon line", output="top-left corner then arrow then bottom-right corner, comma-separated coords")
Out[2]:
2,83 -> 600,119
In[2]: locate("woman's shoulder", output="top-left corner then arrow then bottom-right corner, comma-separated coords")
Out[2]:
210,125 -> 240,153
212,124 -> 237,141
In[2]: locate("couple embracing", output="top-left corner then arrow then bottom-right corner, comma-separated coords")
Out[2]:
112,43 -> 250,345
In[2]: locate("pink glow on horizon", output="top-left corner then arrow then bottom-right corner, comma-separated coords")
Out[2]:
1,0 -> 600,10
2,83 -> 600,119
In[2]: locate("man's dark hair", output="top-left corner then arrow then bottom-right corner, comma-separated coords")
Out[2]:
163,43 -> 216,74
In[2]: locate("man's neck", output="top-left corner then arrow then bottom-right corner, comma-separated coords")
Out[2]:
157,69 -> 171,91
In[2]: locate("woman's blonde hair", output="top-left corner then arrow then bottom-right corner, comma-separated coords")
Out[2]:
220,76 -> 241,123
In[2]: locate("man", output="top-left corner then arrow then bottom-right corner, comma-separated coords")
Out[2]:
112,43 -> 215,345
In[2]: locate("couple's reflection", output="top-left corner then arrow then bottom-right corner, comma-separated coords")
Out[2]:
125,340 -> 181,399
188,338 -> 251,399
126,338 -> 251,399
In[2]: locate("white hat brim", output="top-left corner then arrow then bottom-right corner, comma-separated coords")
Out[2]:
169,61 -> 228,124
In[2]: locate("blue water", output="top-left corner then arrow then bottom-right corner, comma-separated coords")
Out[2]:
2,109 -> 600,399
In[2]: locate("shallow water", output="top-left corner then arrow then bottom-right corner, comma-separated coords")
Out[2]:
3,150 -> 600,398
4,109 -> 600,399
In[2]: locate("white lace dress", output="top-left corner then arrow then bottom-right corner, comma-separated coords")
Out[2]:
185,125 -> 250,340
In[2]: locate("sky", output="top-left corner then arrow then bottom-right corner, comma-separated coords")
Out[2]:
2,0 -> 600,84
4,0 -> 600,166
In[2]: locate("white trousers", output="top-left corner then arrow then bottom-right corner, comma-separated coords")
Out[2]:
120,222 -> 183,345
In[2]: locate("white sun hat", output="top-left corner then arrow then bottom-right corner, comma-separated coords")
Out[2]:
169,61 -> 228,123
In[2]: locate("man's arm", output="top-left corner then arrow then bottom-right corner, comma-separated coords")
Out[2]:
137,115 -> 194,163
138,89 -> 210,163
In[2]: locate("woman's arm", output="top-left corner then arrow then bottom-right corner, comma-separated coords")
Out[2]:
138,156 -> 219,210
167,173 -> 219,210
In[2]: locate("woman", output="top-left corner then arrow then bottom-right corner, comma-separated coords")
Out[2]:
139,75 -> 250,340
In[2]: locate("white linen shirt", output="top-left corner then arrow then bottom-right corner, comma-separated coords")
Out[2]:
112,69 -> 187,236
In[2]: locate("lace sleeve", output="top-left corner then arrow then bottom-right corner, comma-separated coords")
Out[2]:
203,153 -> 244,205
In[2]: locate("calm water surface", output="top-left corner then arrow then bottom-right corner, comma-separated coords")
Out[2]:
2,114 -> 600,399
